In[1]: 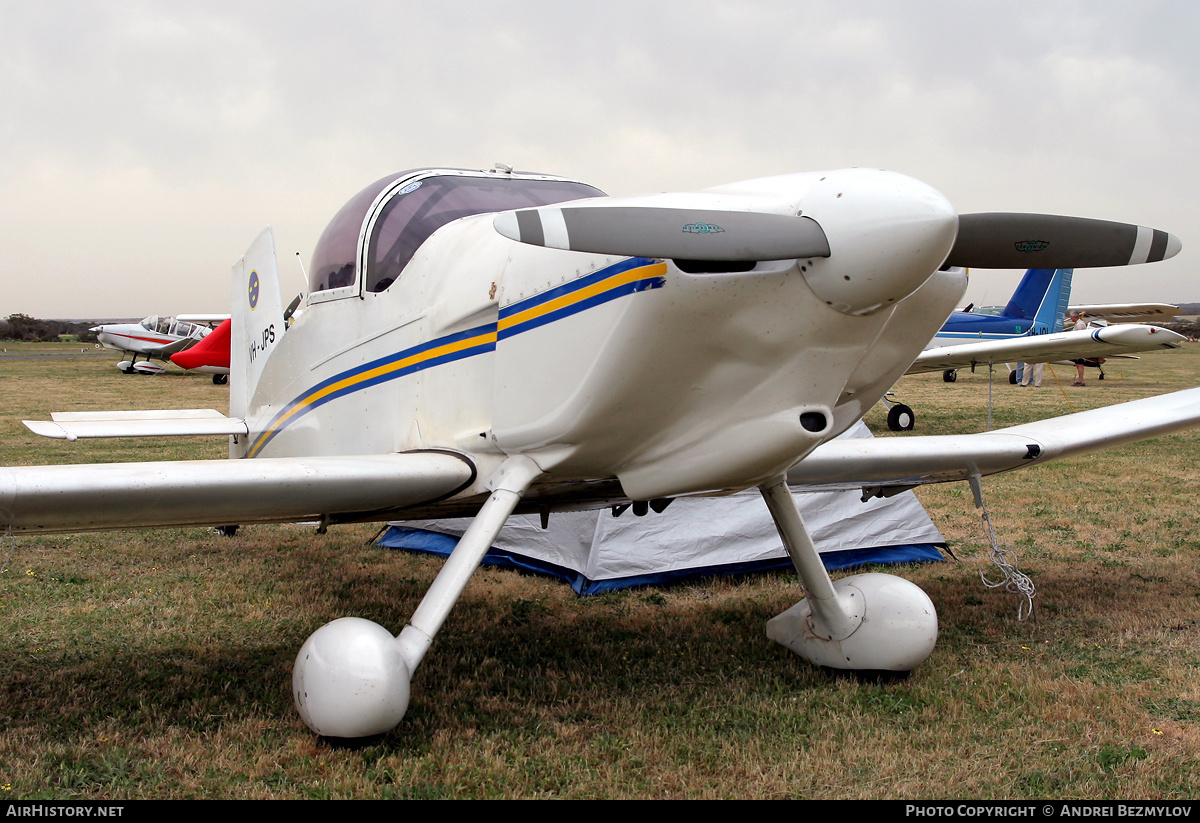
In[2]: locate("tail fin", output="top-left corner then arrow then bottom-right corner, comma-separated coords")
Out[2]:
169,319 -> 231,373
1000,268 -> 1074,333
231,227 -> 285,427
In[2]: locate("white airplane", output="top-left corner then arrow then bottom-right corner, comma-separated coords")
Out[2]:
6,165 -> 1198,740
880,268 -> 1186,429
92,313 -> 229,375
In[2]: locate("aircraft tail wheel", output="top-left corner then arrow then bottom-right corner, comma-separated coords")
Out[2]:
1009,371 -> 1018,385
293,617 -> 410,738
766,573 -> 938,671
213,374 -> 228,385
886,403 -> 915,431
942,369 -> 957,383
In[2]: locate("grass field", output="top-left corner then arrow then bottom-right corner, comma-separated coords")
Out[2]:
1,343 -> 1198,799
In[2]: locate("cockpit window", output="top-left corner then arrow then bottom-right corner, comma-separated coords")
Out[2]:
364,176 -> 603,292
308,172 -> 409,294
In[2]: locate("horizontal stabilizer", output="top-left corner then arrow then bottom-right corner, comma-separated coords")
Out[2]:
24,409 -> 247,440
949,213 -> 1181,269
909,324 -> 1185,375
495,205 -> 830,262
788,387 -> 1200,491
0,452 -> 475,534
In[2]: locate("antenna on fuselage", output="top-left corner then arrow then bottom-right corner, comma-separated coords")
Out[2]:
294,251 -> 309,292
286,251 -> 309,327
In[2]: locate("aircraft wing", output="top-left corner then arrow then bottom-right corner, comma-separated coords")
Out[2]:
6,390 -> 1200,532
151,337 -> 201,356
0,452 -> 476,534
908,324 -> 1185,375
176,314 -> 233,326
23,409 -> 247,440
1067,303 -> 1181,323
787,387 -> 1200,492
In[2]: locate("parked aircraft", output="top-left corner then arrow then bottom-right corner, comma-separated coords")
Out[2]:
6,165 -> 1197,740
92,314 -> 230,375
881,268 -> 1185,429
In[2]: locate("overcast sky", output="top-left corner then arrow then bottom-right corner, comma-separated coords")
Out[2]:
1,0 -> 1196,319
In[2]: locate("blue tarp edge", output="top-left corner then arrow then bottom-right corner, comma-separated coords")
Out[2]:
377,525 -> 946,596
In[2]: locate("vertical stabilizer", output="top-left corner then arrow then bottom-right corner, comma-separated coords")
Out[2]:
231,227 -> 285,430
1000,268 -> 1073,334
1044,268 -> 1073,333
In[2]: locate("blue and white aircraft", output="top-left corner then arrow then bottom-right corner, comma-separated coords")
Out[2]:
914,267 -> 1182,380
877,268 -> 1186,430
936,268 -> 1075,346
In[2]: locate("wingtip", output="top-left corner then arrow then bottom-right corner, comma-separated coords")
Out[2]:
23,420 -> 73,441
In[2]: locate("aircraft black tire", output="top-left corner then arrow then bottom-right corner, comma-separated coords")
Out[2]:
213,374 -> 228,385
942,369 -> 957,383
887,404 -> 915,432
1009,371 -> 1019,385
215,525 -> 239,537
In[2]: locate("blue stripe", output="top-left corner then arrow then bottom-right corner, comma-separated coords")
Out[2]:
499,276 -> 665,340
498,257 -> 656,319
249,257 -> 666,455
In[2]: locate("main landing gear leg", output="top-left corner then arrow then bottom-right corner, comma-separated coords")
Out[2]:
760,477 -> 937,672
292,455 -> 543,738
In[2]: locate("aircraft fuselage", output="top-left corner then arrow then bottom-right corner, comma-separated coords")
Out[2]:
236,167 -> 966,505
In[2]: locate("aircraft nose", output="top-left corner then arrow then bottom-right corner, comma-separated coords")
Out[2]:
799,169 -> 958,315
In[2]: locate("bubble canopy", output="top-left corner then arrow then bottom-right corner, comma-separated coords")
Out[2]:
308,169 -> 605,297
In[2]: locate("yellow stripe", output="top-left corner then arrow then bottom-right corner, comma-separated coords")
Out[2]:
249,263 -> 663,456
498,262 -> 666,332
248,327 -> 497,457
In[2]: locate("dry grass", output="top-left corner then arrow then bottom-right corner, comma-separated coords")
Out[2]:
0,342 -> 1198,798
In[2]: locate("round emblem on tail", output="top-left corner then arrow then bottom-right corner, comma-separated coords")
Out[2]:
248,270 -> 260,310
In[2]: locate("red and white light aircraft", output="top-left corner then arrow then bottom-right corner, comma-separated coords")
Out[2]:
92,314 -> 229,375
5,165 -> 1197,739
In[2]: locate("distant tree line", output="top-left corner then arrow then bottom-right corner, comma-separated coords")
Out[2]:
1,314 -> 99,343
1149,304 -> 1199,340
1161,318 -> 1200,340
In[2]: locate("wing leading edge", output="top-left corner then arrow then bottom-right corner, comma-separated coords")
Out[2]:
788,387 -> 1200,492
0,452 -> 476,534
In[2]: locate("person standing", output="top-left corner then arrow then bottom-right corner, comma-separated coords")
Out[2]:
1069,311 -> 1089,386
1020,360 -> 1043,387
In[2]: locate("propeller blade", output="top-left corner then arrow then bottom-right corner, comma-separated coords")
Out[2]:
495,206 -> 831,262
949,213 -> 1181,269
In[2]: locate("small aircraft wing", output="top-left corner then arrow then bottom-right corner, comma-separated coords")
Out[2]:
22,409 -> 247,441
788,387 -> 1200,492
0,451 -> 476,534
175,314 -> 233,326
908,324 -> 1185,375
1067,303 -> 1182,323
146,337 -> 200,356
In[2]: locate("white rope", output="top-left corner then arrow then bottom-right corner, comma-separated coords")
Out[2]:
968,475 -> 1035,621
